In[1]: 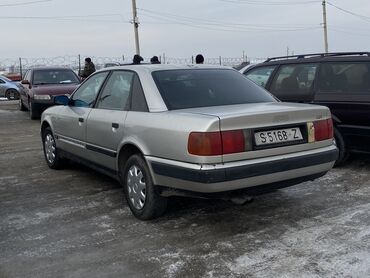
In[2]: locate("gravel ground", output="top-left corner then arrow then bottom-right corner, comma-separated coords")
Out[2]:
1,100 -> 370,278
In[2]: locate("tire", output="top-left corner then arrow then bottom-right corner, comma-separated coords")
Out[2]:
29,100 -> 39,120
121,154 -> 167,220
42,127 -> 66,169
334,128 -> 349,166
19,98 -> 27,111
6,89 -> 19,100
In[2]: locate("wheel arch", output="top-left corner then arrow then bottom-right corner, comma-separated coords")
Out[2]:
117,143 -> 145,177
40,119 -> 54,136
331,113 -> 341,125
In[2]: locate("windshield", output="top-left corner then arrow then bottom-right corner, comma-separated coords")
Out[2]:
32,69 -> 80,85
152,69 -> 276,110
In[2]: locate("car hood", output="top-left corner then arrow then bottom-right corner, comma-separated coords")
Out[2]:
31,84 -> 78,96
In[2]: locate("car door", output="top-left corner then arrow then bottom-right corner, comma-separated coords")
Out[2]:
314,61 -> 370,152
53,71 -> 110,159
85,70 -> 135,170
268,63 -> 318,102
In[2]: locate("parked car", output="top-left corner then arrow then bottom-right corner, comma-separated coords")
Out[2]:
0,75 -> 20,100
41,65 -> 337,220
103,62 -> 123,68
19,67 -> 80,119
241,52 -> 370,165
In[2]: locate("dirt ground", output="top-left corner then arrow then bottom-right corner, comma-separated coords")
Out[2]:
1,100 -> 370,278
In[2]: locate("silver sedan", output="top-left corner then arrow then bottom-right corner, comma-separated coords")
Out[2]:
0,75 -> 20,100
40,65 -> 338,220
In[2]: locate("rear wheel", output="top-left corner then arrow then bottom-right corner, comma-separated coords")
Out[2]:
6,89 -> 19,100
42,127 -> 66,169
334,128 -> 349,166
121,154 -> 167,220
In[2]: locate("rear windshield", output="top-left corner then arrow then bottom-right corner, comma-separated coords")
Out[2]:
33,69 -> 80,85
152,69 -> 276,110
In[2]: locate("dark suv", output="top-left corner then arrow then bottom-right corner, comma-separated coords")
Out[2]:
242,52 -> 370,164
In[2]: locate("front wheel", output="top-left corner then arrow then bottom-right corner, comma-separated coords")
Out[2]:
121,154 -> 167,220
42,127 -> 66,169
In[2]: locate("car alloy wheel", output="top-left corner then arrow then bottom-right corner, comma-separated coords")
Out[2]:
127,165 -> 147,210
44,133 -> 56,164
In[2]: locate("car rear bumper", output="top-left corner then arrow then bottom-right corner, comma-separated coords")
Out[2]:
146,145 -> 338,193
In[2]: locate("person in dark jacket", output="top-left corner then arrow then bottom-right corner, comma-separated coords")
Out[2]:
195,54 -> 204,64
150,56 -> 161,64
132,54 -> 144,64
80,57 -> 96,78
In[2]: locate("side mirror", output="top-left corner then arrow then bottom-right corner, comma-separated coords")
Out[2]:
21,80 -> 30,85
54,95 -> 70,106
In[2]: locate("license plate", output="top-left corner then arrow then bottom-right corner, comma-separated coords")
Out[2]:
254,127 -> 303,146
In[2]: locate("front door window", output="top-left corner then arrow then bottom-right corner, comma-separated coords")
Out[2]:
71,72 -> 109,107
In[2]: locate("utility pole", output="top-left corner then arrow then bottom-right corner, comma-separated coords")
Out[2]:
286,46 -> 290,57
322,0 -> 329,53
131,0 -> 140,55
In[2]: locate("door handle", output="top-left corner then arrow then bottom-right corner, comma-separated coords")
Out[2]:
112,123 -> 119,129
78,117 -> 84,123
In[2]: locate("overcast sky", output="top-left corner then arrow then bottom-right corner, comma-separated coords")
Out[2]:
1,0 -> 370,60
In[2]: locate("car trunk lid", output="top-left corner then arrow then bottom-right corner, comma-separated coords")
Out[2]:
181,102 -> 332,163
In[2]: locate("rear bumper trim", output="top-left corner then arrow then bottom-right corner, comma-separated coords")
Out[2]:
151,148 -> 338,184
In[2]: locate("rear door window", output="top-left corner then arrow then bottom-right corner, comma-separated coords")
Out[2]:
318,62 -> 370,93
270,64 -> 318,100
244,66 -> 276,88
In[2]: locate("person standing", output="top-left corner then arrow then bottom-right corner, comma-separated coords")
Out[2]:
150,56 -> 161,64
195,54 -> 204,64
80,57 -> 96,79
132,54 -> 144,65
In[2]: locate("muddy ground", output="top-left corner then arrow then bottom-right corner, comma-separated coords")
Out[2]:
1,100 -> 369,278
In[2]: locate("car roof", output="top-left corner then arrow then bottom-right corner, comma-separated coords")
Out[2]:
252,52 -> 370,68
101,64 -> 232,73
29,66 -> 74,71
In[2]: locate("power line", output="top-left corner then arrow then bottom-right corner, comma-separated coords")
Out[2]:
0,14 -> 126,23
218,0 -> 320,5
138,8 -> 319,31
329,27 -> 370,38
0,0 -> 52,7
140,12 -> 320,33
327,1 -> 370,23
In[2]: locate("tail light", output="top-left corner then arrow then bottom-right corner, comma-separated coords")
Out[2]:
308,119 -> 333,142
188,132 -> 222,156
188,130 -> 247,156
